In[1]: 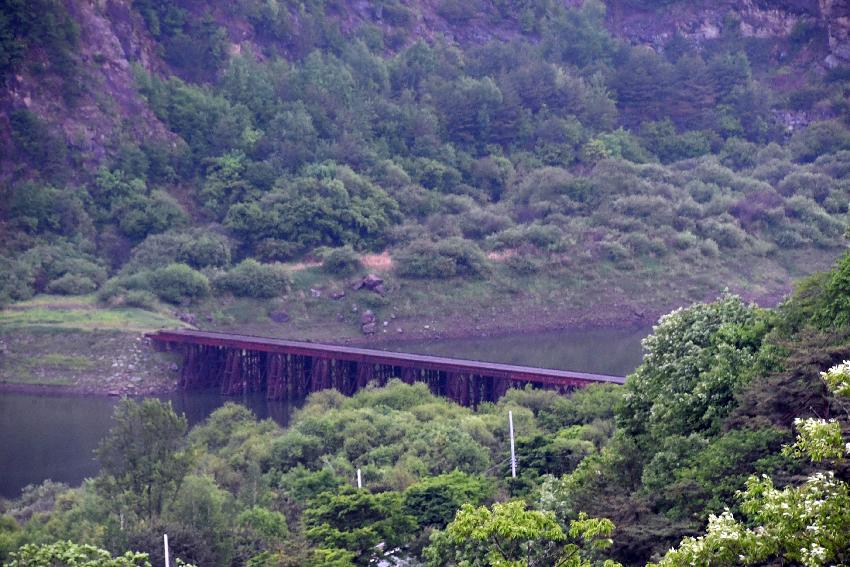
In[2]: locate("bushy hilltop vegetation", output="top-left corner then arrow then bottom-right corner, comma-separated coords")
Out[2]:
1,0 -> 849,319
4,251 -> 850,566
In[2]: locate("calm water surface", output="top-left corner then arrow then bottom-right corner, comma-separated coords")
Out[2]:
0,326 -> 649,498
384,326 -> 649,376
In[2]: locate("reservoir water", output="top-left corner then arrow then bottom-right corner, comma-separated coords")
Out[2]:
0,325 -> 650,498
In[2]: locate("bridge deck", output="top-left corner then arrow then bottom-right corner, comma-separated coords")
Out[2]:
147,329 -> 625,387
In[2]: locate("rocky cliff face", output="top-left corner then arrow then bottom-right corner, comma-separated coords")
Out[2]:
607,0 -> 849,67
820,0 -> 850,65
1,0 -> 848,181
0,0 -> 172,178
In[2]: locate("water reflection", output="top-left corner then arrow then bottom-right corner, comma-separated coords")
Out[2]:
0,326 -> 650,498
0,391 -> 294,499
382,326 -> 650,377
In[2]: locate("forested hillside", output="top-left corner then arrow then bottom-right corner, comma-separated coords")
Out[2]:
2,0 -> 850,335
4,1 -> 850,565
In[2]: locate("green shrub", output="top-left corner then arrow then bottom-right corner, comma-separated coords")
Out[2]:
320,246 -> 363,276
0,256 -> 35,305
148,263 -> 210,304
823,190 -> 849,215
774,228 -> 809,248
504,254 -> 541,274
117,191 -> 188,242
777,172 -> 834,203
214,259 -> 290,298
673,231 -> 698,250
9,110 -> 68,178
458,209 -> 514,240
14,245 -> 107,295
789,121 -> 850,163
699,239 -> 720,257
395,238 -> 489,279
46,274 -> 98,295
488,224 -> 562,251
622,232 -> 666,256
56,258 -> 108,285
254,239 -> 300,262
126,231 -> 231,272
123,290 -> 158,310
599,240 -> 630,263
750,159 -> 796,185
698,218 -> 748,249
719,138 -> 758,170
437,0 -> 478,24
403,471 -> 492,528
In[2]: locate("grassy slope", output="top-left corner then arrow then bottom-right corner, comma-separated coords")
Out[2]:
0,295 -> 186,392
189,246 -> 840,342
0,245 -> 840,392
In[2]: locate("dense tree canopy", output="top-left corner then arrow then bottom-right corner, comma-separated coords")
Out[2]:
2,0 -> 848,311
3,0 -> 850,565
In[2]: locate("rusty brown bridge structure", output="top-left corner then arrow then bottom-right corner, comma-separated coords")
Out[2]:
148,329 -> 626,406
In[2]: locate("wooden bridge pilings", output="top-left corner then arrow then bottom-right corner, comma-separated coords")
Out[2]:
148,330 -> 625,407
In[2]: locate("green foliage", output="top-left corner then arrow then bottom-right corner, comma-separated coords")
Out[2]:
536,384 -> 624,432
213,259 -> 290,298
9,110 -> 68,178
4,540 -> 150,567
4,0 -> 847,314
543,1 -> 615,67
645,427 -> 789,520
784,418 -> 844,462
0,0 -> 79,80
619,293 -> 767,443
789,121 -> 850,163
0,245 -> 108,301
437,0 -> 479,24
812,252 -> 850,329
640,120 -> 712,163
267,383 -> 492,487
167,474 -> 233,562
320,246 -> 363,276
125,230 -> 231,272
46,274 -> 98,295
821,360 -> 850,398
147,263 -> 210,304
8,183 -> 92,237
8,4 -> 850,565
225,163 -> 400,251
305,487 -> 417,566
403,471 -> 493,529
117,190 -> 188,242
95,399 -> 193,522
426,500 -> 620,567
395,238 -> 489,279
647,296 -> 850,565
133,0 -> 227,80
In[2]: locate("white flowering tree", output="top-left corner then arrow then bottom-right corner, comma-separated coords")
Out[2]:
618,294 -> 765,444
650,361 -> 850,567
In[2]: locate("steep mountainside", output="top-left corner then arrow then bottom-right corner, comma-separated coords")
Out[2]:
1,0 -> 849,340
2,0 -> 848,177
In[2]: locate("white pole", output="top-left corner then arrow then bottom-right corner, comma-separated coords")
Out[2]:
357,468 -> 362,489
509,410 -> 517,478
163,533 -> 170,567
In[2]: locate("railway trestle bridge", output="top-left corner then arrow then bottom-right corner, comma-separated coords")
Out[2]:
148,330 -> 625,406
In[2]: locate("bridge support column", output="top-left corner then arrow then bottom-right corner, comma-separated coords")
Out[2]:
220,349 -> 244,395
401,367 -> 417,385
159,331 -> 624,406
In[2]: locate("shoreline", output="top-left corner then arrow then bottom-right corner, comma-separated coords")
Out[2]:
0,286 -> 790,399
0,381 -> 125,397
0,311 -> 656,399
343,305 -> 660,347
